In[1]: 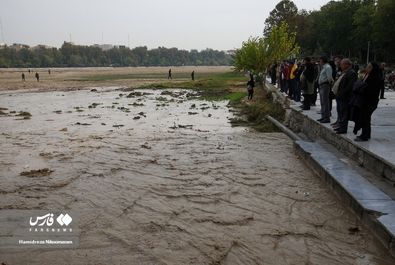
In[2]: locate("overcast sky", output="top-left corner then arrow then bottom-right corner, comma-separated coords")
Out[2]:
1,0 -> 329,50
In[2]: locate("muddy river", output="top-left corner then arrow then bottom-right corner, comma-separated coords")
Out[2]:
0,88 -> 393,264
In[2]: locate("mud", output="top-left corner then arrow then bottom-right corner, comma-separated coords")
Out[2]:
0,88 -> 393,265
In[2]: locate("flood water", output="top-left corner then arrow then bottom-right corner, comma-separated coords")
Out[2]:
0,88 -> 393,265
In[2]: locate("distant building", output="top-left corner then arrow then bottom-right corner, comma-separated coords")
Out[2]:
92,44 -> 114,51
10,43 -> 29,51
63,41 -> 75,46
30,44 -> 55,50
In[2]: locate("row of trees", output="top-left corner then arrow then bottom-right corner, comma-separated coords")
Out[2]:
264,0 -> 395,63
233,22 -> 299,75
0,43 -> 232,68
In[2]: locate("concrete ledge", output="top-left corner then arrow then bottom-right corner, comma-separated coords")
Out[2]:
294,140 -> 395,257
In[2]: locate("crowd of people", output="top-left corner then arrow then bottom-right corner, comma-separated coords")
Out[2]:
268,56 -> 387,142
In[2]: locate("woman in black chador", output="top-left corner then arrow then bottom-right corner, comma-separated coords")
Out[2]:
350,62 -> 381,141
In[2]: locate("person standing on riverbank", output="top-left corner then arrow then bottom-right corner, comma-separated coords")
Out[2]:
332,58 -> 357,134
300,57 -> 315,110
191,70 -> 195,81
317,56 -> 333,123
288,61 -> 297,100
35,72 -> 40,82
350,62 -> 381,141
282,62 -> 290,94
270,63 -> 277,85
247,75 -> 255,100
21,73 -> 25,82
168,69 -> 172,80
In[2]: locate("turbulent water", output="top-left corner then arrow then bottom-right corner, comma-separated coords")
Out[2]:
0,88 -> 393,265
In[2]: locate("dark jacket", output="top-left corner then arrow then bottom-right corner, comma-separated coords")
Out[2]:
247,79 -> 255,89
351,73 -> 381,109
364,73 -> 381,109
337,68 -> 357,101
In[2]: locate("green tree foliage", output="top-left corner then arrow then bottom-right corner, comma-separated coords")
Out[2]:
233,37 -> 268,74
0,42 -> 231,68
266,21 -> 300,63
264,0 -> 298,35
373,0 -> 395,61
234,22 -> 299,75
265,0 -> 395,63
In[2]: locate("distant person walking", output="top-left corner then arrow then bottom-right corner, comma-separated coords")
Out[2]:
35,72 -> 40,82
168,69 -> 172,80
48,69 -> 51,75
21,73 -> 25,81
28,69 -> 31,74
317,56 -> 333,123
247,74 -> 255,100
191,70 -> 195,81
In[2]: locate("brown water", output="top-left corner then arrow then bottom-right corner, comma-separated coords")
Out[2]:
0,88 -> 393,265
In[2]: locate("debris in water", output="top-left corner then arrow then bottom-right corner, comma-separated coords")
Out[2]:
118,106 -> 130,113
75,122 -> 91,126
127,91 -> 145,98
133,116 -> 141,120
74,107 -> 84,112
20,168 -> 54,177
113,124 -> 124,128
16,111 -> 32,118
178,124 -> 193,129
129,102 -> 145,107
88,103 -> 101,108
141,143 -> 151,149
348,227 -> 360,235
188,112 -> 198,115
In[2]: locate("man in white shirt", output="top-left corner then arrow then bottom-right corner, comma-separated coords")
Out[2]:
317,56 -> 334,123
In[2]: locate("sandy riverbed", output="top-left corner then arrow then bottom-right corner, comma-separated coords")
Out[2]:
0,66 -> 233,92
0,87 -> 393,265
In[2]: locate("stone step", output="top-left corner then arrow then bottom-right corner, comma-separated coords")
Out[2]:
295,140 -> 395,257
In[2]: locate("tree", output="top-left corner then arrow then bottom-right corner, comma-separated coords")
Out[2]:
266,21 -> 300,63
373,0 -> 395,62
234,22 -> 300,77
0,43 -> 232,67
233,37 -> 268,75
353,0 -> 375,60
264,0 -> 298,35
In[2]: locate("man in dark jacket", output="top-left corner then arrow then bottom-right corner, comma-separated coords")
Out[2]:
333,58 -> 357,134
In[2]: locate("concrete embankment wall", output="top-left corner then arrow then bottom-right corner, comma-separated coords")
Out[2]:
262,81 -> 395,257
263,81 -> 395,186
